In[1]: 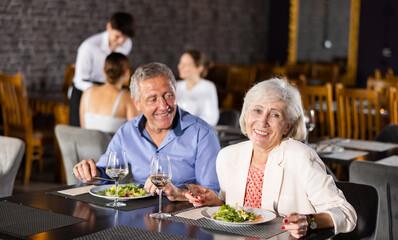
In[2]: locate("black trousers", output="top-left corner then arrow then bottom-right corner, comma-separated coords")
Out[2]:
69,86 -> 83,127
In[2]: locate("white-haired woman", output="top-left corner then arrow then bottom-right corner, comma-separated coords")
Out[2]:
185,78 -> 357,238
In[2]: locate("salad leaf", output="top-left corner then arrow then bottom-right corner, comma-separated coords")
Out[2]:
213,204 -> 257,223
97,183 -> 148,197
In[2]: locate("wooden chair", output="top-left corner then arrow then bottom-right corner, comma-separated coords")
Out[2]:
366,76 -> 398,109
335,83 -> 382,140
389,86 -> 398,124
254,62 -> 275,81
374,68 -> 394,79
271,62 -> 310,81
300,82 -> 335,140
310,63 -> 340,85
0,72 -> 44,185
62,64 -> 75,98
222,64 -> 257,110
206,63 -> 229,108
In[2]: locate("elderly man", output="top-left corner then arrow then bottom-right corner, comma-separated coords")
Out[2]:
73,62 -> 220,201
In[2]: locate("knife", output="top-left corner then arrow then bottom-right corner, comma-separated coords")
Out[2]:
185,183 -> 197,197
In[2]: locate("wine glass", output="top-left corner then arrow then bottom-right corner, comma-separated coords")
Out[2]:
149,153 -> 172,219
304,109 -> 315,144
105,150 -> 129,207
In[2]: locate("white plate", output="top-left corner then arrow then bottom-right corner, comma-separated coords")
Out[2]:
201,206 -> 276,226
89,184 -> 151,201
309,143 -> 344,155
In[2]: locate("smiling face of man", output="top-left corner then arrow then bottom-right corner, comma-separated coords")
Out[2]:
133,75 -> 177,133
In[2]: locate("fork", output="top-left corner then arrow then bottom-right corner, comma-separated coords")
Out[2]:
93,176 -> 144,188
92,176 -> 115,182
273,201 -> 287,218
128,179 -> 144,188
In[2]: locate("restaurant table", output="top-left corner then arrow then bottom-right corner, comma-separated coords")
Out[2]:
311,138 -> 398,180
0,185 -> 334,240
314,138 -> 398,164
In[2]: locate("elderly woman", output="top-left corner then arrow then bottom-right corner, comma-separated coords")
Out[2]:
185,78 -> 357,238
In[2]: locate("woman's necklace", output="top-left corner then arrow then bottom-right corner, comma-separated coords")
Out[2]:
251,152 -> 268,168
251,161 -> 266,168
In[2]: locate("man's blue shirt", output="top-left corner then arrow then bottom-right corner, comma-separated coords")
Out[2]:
96,107 -> 221,193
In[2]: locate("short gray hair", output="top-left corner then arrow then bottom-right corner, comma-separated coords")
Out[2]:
239,78 -> 306,141
130,62 -> 176,100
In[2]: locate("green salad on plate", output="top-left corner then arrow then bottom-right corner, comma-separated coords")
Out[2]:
97,183 -> 148,198
213,204 -> 258,223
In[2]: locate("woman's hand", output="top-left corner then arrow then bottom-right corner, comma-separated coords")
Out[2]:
281,213 -> 309,239
184,184 -> 224,207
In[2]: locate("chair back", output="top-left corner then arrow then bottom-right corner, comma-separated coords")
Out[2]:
375,124 -> 398,143
333,181 -> 379,240
300,82 -> 335,139
366,77 -> 398,110
62,64 -> 75,98
310,63 -> 340,85
389,87 -> 398,123
350,160 -> 398,240
0,73 -> 33,140
0,136 -> 25,198
335,83 -> 381,140
217,109 -> 240,128
222,65 -> 257,110
254,62 -> 275,81
55,124 -> 113,185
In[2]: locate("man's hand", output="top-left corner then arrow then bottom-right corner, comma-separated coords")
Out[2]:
73,159 -> 101,183
144,178 -> 188,201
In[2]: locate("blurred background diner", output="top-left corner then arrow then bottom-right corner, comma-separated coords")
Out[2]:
69,12 -> 136,127
176,49 -> 219,126
79,52 -> 139,133
0,1 -> 397,238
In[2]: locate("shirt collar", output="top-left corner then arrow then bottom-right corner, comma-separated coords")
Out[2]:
100,31 -> 110,52
134,106 -> 197,136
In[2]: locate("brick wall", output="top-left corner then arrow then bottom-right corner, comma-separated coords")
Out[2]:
0,0 -> 269,90
297,0 -> 350,62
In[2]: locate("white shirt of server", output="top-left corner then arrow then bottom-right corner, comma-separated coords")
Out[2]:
73,30 -> 132,92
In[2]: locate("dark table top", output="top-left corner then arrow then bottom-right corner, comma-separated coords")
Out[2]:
0,185 -> 334,240
313,138 -> 398,165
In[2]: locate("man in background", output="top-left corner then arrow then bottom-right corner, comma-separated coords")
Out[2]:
69,12 -> 135,126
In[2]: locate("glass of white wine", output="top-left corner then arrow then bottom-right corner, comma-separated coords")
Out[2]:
149,153 -> 172,219
105,150 -> 129,207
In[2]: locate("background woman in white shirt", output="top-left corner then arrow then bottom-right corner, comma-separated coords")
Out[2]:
176,50 -> 219,126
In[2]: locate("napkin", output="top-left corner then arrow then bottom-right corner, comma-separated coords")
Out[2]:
57,185 -> 96,196
174,207 -> 206,220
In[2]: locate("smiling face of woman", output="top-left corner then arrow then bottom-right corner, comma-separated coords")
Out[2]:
177,53 -> 203,80
244,99 -> 292,152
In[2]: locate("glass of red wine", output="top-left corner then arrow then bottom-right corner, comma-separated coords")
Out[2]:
149,153 -> 172,219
